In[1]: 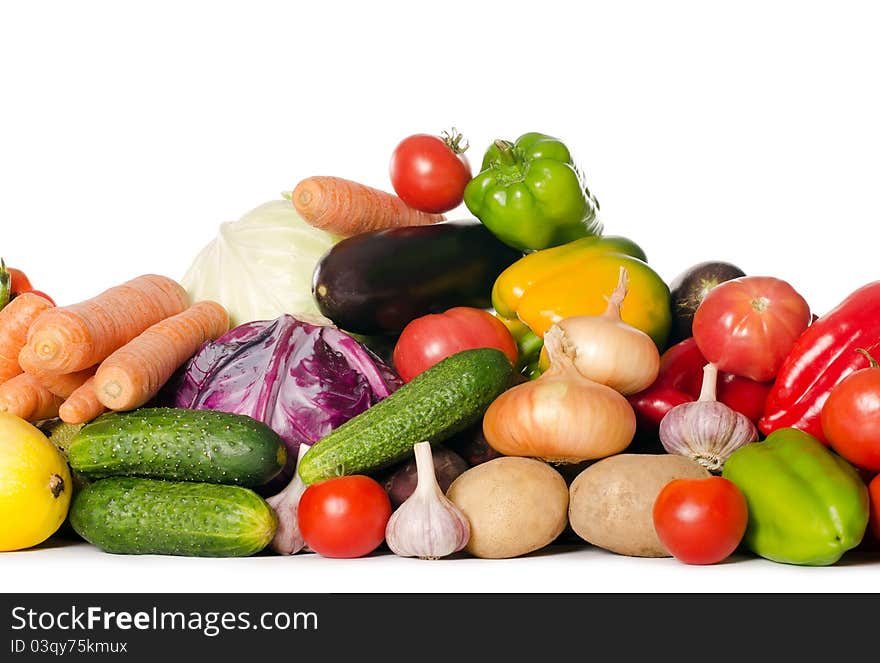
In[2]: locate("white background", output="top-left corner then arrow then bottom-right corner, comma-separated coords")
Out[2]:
2,1 -> 880,591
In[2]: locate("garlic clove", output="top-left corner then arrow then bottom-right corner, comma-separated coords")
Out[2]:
385,441 -> 470,560
265,443 -> 311,555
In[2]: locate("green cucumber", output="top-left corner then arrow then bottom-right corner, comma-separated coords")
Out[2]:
68,408 -> 286,487
299,348 -> 513,484
70,477 -> 276,557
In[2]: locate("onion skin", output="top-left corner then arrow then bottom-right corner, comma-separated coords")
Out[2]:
551,267 -> 660,395
556,317 -> 660,395
482,326 -> 636,463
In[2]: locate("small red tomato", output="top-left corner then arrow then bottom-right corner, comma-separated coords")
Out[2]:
297,475 -> 391,559
693,276 -> 811,382
869,475 -> 880,541
821,352 -> 880,472
653,477 -> 748,565
26,290 -> 55,306
6,267 -> 33,294
393,307 -> 518,382
389,130 -> 472,214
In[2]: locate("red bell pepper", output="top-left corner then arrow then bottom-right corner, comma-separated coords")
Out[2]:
760,281 -> 880,442
628,338 -> 771,436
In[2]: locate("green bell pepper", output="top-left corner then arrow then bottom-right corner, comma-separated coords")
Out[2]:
463,132 -> 601,251
722,428 -> 869,566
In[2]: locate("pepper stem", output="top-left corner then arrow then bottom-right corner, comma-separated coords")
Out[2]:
413,441 -> 440,496
697,363 -> 719,402
855,348 -> 880,368
602,267 -> 629,320
493,139 -> 517,166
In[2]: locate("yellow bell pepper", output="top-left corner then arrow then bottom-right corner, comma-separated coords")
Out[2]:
492,236 -> 671,349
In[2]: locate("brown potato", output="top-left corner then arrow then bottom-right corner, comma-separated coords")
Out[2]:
447,457 -> 568,559
568,454 -> 710,557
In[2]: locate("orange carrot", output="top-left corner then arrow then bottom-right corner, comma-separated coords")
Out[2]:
59,377 -> 105,425
18,346 -> 96,398
94,301 -> 230,411
0,372 -> 63,421
290,176 -> 446,236
24,274 -> 189,374
0,292 -> 54,384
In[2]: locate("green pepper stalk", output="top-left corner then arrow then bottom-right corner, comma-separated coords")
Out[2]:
463,132 -> 601,252
0,259 -> 11,312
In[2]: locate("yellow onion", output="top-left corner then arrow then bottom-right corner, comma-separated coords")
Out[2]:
552,267 -> 660,395
483,325 -> 636,463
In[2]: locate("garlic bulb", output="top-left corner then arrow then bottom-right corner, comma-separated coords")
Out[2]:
385,442 -> 470,560
659,364 -> 758,472
265,443 -> 311,555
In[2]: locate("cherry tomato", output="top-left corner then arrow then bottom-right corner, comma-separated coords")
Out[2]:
869,475 -> 880,541
821,354 -> 880,472
6,267 -> 33,295
26,290 -> 55,306
297,475 -> 391,558
653,477 -> 748,565
392,307 -> 518,382
692,276 -> 811,382
389,130 -> 472,214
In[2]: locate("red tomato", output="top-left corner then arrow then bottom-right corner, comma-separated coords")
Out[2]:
297,475 -> 391,558
6,267 -> 33,294
393,307 -> 518,382
26,290 -> 55,306
389,131 -> 472,214
821,359 -> 880,472
692,276 -> 811,382
653,477 -> 748,565
869,475 -> 880,541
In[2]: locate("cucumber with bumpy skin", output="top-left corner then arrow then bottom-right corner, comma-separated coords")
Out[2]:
70,477 -> 276,557
298,348 -> 513,484
68,408 -> 286,487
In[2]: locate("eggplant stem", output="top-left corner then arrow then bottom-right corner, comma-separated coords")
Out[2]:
698,363 -> 719,402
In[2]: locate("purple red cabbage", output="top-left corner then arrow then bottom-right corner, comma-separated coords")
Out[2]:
173,315 -> 401,462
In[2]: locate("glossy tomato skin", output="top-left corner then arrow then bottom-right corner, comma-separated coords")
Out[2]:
7,267 -> 33,294
692,276 -> 811,382
653,477 -> 748,565
26,290 -> 55,306
869,475 -> 880,541
297,475 -> 391,559
821,365 -> 880,472
390,133 -> 472,214
393,307 -> 518,383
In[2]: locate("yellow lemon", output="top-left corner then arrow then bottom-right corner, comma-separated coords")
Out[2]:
0,412 -> 72,551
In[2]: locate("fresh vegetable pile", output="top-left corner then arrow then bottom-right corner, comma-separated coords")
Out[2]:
2,129 -> 879,567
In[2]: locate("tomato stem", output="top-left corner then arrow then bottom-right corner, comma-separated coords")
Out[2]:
750,296 -> 770,312
441,128 -> 469,154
